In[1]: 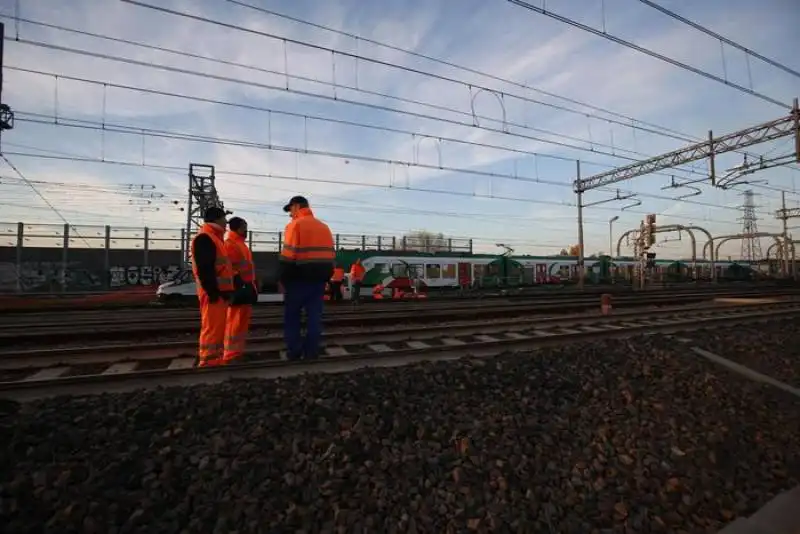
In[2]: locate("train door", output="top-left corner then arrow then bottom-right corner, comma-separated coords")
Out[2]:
535,263 -> 547,284
457,262 -> 472,288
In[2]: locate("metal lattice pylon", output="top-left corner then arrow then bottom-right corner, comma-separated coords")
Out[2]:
184,164 -> 224,263
738,189 -> 763,262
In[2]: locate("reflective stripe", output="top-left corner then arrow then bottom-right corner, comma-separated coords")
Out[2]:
282,244 -> 336,253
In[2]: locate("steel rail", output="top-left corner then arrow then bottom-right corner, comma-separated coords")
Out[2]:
0,282 -> 792,316
3,292 -> 797,344
3,299 -> 783,370
2,304 -> 798,401
1,287 -> 794,330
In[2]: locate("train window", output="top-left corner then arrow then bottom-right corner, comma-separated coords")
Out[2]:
441,264 -> 456,278
426,264 -> 441,279
373,263 -> 389,274
391,263 -> 409,277
408,264 -> 424,278
473,264 -> 486,278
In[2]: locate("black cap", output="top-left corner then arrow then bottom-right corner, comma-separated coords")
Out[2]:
203,206 -> 227,222
282,195 -> 309,212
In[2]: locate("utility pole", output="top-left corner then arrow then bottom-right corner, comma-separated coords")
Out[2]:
0,22 -> 16,145
576,160 -> 585,290
776,192 -> 799,278
609,216 -> 619,259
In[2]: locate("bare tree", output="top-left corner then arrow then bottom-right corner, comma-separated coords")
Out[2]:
403,230 -> 449,252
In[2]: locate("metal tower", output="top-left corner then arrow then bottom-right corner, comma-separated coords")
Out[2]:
738,189 -> 763,263
184,164 -> 225,263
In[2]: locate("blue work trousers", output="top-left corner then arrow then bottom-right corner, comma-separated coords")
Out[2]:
283,281 -> 326,359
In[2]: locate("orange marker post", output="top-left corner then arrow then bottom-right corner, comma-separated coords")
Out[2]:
601,293 -> 612,315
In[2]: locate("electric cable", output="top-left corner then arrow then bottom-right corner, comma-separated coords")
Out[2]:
14,111 -> 788,215
635,0 -> 800,80
506,0 -> 792,109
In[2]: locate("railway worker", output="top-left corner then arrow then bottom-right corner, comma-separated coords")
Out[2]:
191,207 -> 234,367
330,263 -> 345,303
280,195 -> 336,360
349,258 -> 365,304
223,217 -> 258,363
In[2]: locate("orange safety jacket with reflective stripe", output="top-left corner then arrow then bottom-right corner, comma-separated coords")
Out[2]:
279,207 -> 336,284
350,262 -> 365,282
191,223 -> 234,295
225,231 -> 255,283
331,267 -> 345,282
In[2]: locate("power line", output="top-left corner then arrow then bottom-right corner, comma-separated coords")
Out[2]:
506,0 -> 792,109
223,0 -> 697,139
14,111 -> 769,215
5,13 -> 797,181
5,41 -> 682,168
0,12 -> 695,145
0,154 -> 93,247
220,0 -> 800,173
636,0 -> 800,80
2,149 -> 777,226
8,66 -> 717,187
115,1 -> 798,171
11,13 -> 793,178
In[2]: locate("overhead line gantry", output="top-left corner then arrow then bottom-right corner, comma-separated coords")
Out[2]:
572,98 -> 800,288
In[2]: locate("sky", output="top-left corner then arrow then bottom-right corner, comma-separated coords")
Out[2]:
0,0 -> 799,259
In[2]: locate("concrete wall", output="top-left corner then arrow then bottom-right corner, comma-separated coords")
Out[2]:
0,246 -> 279,293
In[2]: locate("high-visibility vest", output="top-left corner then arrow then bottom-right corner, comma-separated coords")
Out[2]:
331,267 -> 345,282
350,262 -> 365,282
280,208 -> 335,265
373,284 -> 384,299
225,231 -> 255,283
191,223 -> 234,295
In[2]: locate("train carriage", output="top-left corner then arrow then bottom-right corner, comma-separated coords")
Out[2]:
155,249 -> 746,302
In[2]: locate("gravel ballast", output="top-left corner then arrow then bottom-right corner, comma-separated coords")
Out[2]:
687,318 -> 800,388
1,334 -> 799,533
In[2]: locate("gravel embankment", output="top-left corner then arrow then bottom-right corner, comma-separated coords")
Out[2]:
686,317 -> 800,389
1,334 -> 798,533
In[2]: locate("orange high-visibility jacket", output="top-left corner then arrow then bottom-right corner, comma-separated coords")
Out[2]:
225,231 -> 255,284
349,261 -> 365,282
191,223 -> 234,296
331,267 -> 345,282
279,207 -> 336,284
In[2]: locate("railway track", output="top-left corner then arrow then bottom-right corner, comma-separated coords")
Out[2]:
3,290 -> 798,344
2,285 -> 795,326
2,299 -> 799,401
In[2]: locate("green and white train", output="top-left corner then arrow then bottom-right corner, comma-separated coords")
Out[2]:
157,250 -> 754,302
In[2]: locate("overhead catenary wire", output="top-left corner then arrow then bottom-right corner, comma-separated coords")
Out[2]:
108,3 -> 799,172
2,149 -> 783,226
0,12 -> 702,147
0,154 -> 94,248
5,16 -> 795,176
13,111 -> 780,216
4,42 -> 694,170
635,0 -> 800,80
224,0 -> 800,178
506,0 -> 792,109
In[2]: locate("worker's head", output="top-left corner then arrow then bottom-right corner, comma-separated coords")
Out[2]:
228,216 -> 247,237
282,195 -> 309,218
203,207 -> 227,227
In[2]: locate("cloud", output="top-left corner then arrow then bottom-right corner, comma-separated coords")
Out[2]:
1,0 -> 798,257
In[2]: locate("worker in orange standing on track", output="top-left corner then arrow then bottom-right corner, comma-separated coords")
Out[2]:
224,217 -> 258,363
190,207 -> 234,367
349,258 -> 365,305
280,195 -> 336,360
330,263 -> 345,303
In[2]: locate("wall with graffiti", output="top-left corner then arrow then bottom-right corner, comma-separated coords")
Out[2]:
0,246 -> 280,293
108,265 -> 182,288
